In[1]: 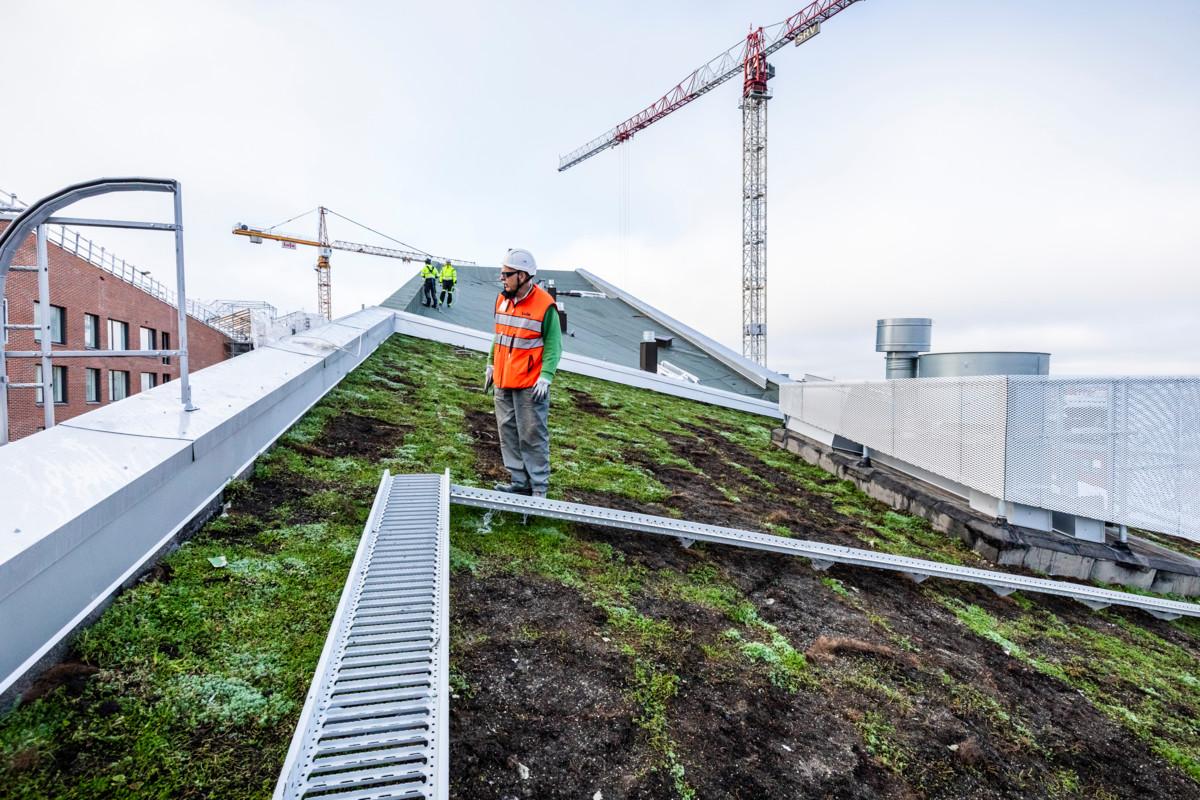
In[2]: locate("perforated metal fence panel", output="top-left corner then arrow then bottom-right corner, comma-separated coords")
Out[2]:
1006,377 -> 1200,539
787,376 -> 1200,542
791,377 -> 1008,498
275,471 -> 450,800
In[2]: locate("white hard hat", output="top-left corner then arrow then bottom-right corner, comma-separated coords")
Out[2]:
502,248 -> 537,276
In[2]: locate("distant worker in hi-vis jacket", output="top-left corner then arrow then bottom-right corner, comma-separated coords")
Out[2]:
439,260 -> 458,308
483,248 -> 561,498
420,258 -> 439,308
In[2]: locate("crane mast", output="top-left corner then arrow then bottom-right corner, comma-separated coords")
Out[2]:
317,207 -> 332,320
558,0 -> 861,366
741,29 -> 772,364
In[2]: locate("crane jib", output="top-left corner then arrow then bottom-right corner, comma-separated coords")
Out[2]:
556,0 -> 860,172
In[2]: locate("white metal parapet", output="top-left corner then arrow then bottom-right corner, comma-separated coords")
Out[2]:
0,308 -> 395,700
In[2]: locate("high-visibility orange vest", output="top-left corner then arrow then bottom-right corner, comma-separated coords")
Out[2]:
493,284 -> 555,389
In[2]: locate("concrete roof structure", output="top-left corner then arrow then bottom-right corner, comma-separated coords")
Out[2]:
382,266 -> 786,400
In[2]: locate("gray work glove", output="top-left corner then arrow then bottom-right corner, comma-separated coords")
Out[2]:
531,376 -> 550,402
483,364 -> 494,393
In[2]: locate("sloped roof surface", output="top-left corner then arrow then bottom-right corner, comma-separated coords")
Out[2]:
382,266 -> 776,399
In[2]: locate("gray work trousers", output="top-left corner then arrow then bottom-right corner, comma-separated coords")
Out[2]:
494,385 -> 550,493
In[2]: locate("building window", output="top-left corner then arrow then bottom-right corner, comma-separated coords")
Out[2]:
109,370 -> 130,401
84,313 -> 100,349
35,364 -> 68,404
140,372 -> 157,392
162,373 -> 171,383
108,319 -> 129,350
140,326 -> 156,350
161,331 -> 171,364
33,302 -> 66,344
86,368 -> 101,402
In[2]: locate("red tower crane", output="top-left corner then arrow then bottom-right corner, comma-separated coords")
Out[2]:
558,0 -> 863,366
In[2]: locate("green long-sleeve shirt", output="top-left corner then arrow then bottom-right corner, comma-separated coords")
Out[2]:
488,298 -> 562,383
539,305 -> 562,383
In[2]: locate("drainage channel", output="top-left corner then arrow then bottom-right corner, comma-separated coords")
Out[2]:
450,485 -> 1200,622
275,471 -> 450,800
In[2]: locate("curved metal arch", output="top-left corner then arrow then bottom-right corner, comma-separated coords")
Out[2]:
0,178 -> 193,445
0,177 -> 177,280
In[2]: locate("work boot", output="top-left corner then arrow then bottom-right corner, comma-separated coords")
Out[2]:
494,482 -> 533,496
532,490 -> 546,499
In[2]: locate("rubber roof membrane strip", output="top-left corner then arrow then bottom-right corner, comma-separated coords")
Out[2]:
449,485 -> 1200,622
276,471 -> 450,800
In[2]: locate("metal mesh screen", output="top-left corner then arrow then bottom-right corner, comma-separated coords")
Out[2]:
792,377 -> 1008,498
788,376 -> 1200,542
1006,377 -> 1200,539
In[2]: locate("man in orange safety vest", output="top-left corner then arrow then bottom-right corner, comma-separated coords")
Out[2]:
483,248 -> 562,498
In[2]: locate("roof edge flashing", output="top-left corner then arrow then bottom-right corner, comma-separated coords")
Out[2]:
577,268 -> 786,390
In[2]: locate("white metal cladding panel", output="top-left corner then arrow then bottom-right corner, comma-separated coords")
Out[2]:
793,378 -> 1007,498
1005,377 -> 1200,540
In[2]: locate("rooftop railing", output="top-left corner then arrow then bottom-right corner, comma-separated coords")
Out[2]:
1,188 -> 249,342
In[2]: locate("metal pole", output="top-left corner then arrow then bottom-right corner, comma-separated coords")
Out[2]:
36,225 -> 55,431
0,270 -> 8,445
172,183 -> 195,411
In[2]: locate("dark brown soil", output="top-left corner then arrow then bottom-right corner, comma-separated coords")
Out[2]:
568,388 -> 614,419
450,572 -> 663,799
225,470 -> 324,525
21,663 -> 99,704
318,412 -> 410,459
464,407 -> 508,483
460,397 -> 1200,799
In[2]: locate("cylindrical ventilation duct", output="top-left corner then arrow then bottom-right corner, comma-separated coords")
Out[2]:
876,318 -> 932,378
916,351 -> 1050,377
640,330 -> 658,373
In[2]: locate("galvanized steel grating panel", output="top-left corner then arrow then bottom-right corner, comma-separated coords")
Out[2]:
450,485 -> 1200,621
275,472 -> 450,800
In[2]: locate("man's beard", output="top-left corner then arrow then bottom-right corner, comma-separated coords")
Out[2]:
502,276 -> 526,299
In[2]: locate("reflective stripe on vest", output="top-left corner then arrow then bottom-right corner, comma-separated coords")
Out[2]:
495,313 -> 541,332
497,334 -> 544,350
492,283 -> 555,390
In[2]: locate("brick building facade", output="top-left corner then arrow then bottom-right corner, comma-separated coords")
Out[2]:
2,221 -> 231,441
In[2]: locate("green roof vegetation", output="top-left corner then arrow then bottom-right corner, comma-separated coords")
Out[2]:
1,334 -> 1199,798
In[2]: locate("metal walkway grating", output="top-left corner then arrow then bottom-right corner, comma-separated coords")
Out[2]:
275,471 -> 450,800
450,485 -> 1200,622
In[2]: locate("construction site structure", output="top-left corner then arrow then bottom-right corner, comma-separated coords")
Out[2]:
558,0 -> 863,366
234,206 -> 474,320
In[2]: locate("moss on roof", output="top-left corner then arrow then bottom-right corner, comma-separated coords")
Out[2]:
1,335 -> 1199,799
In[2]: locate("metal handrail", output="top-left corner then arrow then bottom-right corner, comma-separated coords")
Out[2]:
2,190 -> 246,341
450,485 -> 1200,622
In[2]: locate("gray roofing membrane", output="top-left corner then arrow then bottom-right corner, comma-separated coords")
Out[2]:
381,266 -> 778,400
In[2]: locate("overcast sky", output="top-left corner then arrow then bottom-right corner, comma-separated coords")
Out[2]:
5,0 -> 1198,379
